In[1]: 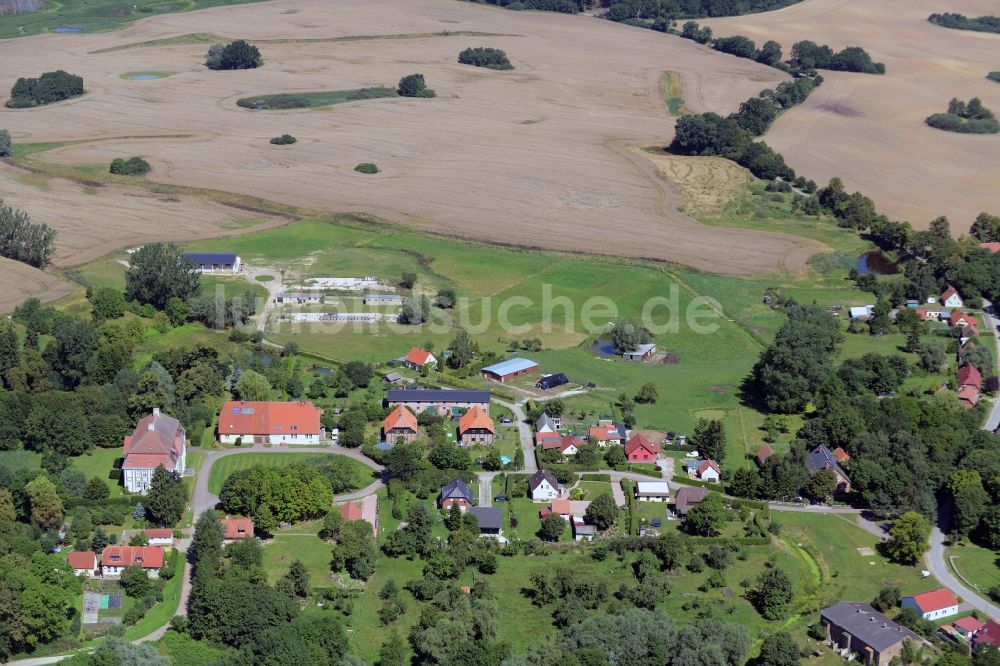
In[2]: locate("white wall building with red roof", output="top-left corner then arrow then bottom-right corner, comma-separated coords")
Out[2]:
100,546 -> 165,578
122,409 -> 186,494
901,588 -> 959,620
218,401 -> 322,445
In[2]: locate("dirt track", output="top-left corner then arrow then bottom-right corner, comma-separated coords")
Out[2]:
703,0 -> 1000,228
0,0 -> 830,284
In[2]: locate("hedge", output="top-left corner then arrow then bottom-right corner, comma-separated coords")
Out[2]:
671,475 -> 721,490
578,473 -> 612,482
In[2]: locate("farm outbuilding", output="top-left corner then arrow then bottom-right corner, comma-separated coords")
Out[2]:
481,358 -> 539,383
622,344 -> 656,361
535,373 -> 568,390
183,252 -> 241,274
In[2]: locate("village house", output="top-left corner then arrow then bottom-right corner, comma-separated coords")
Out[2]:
958,386 -> 980,410
673,486 -> 709,518
536,412 -> 560,433
403,347 -> 437,371
221,517 -> 254,542
529,469 -> 562,502
336,495 -> 378,534
218,401 -> 323,445
953,616 -> 985,640
900,589 -> 959,621
439,479 -> 474,511
383,405 -> 419,444
386,389 -> 490,415
535,373 -> 569,390
624,434 -> 660,462
122,409 -> 186,494
589,424 -> 627,447
573,523 -> 596,542
363,294 -> 403,306
974,620 -> 1000,649
686,459 -> 721,483
622,343 -> 656,361
544,499 -> 591,522
755,445 -> 774,467
101,546 -> 165,578
958,365 -> 982,391
458,405 -> 495,446
481,358 -> 539,383
469,507 -> 503,538
543,435 -> 583,457
807,445 -> 852,494
849,306 -> 874,322
820,602 -> 924,666
275,292 -> 323,304
68,551 -> 97,578
142,529 -> 174,546
635,481 -> 670,502
183,252 -> 241,274
941,286 -> 964,309
950,310 -> 976,330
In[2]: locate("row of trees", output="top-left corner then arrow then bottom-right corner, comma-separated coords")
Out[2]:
470,0 -> 585,12
928,12 -> 1000,34
0,200 -> 56,268
604,0 -> 805,21
7,70 -> 84,108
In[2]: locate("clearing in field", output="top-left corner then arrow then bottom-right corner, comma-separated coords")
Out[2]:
236,87 -> 399,110
702,0 -> 1000,227
0,0 -> 828,283
638,148 -> 752,218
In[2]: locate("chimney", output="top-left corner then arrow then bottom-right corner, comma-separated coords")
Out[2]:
148,422 -> 155,431
153,408 -> 160,417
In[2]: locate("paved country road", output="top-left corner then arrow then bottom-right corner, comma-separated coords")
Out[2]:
495,399 -> 537,474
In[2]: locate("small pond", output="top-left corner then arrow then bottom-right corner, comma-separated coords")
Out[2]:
589,337 -> 616,358
856,251 -> 899,276
131,74 -> 161,80
311,366 -> 334,376
500,456 -> 511,465
51,26 -> 84,32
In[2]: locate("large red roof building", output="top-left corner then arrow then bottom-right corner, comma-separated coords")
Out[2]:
218,401 -> 322,445
122,409 -> 186,494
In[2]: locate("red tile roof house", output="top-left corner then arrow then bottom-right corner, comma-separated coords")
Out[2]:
949,311 -> 975,330
589,425 -> 626,448
122,409 -> 186,494
403,347 -> 437,371
535,430 -> 562,446
958,385 -> 981,410
958,365 -> 982,391
953,616 -> 985,639
695,460 -> 721,483
900,588 -> 959,620
67,551 -> 97,578
458,406 -> 495,446
624,434 -> 660,463
142,529 -> 174,546
221,517 -> 254,541
974,619 -> 1000,648
543,435 -> 583,457
383,405 -> 419,445
218,401 -> 322,445
100,546 -> 165,578
833,447 -> 851,464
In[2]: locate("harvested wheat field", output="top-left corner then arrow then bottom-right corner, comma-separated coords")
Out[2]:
703,0 -> 1000,228
0,0 -> 828,281
0,256 -> 73,312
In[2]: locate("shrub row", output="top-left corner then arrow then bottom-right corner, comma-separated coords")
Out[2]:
110,156 -> 151,176
7,70 -> 84,108
928,12 -> 1000,34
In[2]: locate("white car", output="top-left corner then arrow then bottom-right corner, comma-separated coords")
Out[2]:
685,450 -> 700,459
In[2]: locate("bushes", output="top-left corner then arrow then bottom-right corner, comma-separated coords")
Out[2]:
7,70 -> 84,108
925,98 -> 1000,134
270,134 -> 297,145
109,157 -> 151,176
790,41 -> 884,74
0,129 -> 10,157
470,0 -> 581,12
458,47 -> 513,70
354,163 -> 379,174
238,94 -> 310,110
989,72 -> 1000,84
928,13 -> 1000,34
0,199 -> 57,268
206,40 -> 262,70
397,73 -> 435,98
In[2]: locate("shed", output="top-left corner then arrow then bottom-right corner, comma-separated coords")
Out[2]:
623,343 -> 656,361
481,358 -> 539,383
535,373 -> 569,390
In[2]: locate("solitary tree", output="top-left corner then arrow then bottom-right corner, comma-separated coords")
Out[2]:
885,512 -> 931,564
25,476 -> 63,529
398,73 -> 434,98
690,419 -> 726,462
585,493 -> 618,531
125,243 -> 200,310
447,329 -> 474,369
610,319 -> 651,354
634,382 -> 659,404
0,129 -> 10,157
235,369 -> 271,401
684,493 -> 726,536
539,513 -> 565,541
146,465 -> 186,527
756,631 -> 800,666
749,568 -> 794,620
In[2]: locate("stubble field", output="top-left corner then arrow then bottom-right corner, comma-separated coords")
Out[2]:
0,0 -> 830,307
703,0 -> 1000,227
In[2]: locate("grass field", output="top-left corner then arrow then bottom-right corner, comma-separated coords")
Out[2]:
70,447 -> 123,497
261,531 -> 333,585
0,449 -> 42,473
236,87 -> 399,110
206,452 -> 374,494
0,0 -> 264,39
661,71 -> 688,116
947,541 -> 1000,594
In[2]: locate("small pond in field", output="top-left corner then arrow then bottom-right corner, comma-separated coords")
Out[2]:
131,74 -> 160,80
51,26 -> 84,32
856,251 -> 899,276
589,337 -> 616,358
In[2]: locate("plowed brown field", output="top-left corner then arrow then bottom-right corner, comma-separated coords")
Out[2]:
0,0 -> 829,292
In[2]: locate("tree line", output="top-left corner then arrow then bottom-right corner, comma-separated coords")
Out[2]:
0,200 -> 56,268
605,0 -> 805,21
928,12 -> 1000,34
468,0 -> 584,11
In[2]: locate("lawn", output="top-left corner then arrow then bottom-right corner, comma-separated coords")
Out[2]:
0,0 -> 266,39
237,87 -> 399,110
70,447 -> 124,497
0,449 -> 41,472
774,511 -> 939,605
261,532 -> 335,586
206,452 -> 374,494
124,553 -> 186,640
946,541 -> 1000,594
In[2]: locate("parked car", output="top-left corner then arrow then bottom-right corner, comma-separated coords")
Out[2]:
499,417 -> 513,424
651,518 -> 662,528
494,494 -> 508,503
685,450 -> 700,459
